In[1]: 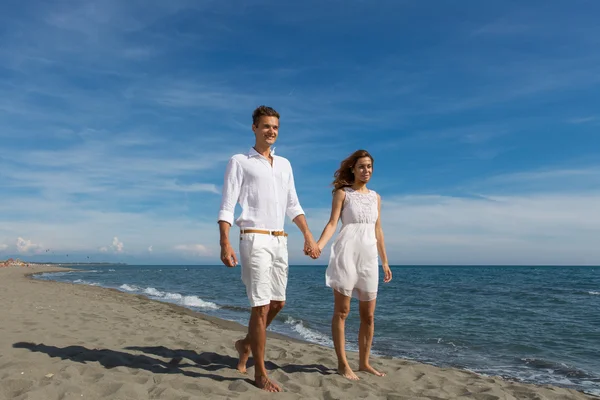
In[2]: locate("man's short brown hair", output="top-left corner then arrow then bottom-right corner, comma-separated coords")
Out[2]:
252,105 -> 280,126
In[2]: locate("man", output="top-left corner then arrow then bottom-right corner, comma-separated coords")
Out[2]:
217,105 -> 320,392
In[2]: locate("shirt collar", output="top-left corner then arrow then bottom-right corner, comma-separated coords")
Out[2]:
248,146 -> 276,157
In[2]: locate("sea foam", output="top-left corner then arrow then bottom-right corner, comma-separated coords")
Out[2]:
284,316 -> 333,347
141,287 -> 219,309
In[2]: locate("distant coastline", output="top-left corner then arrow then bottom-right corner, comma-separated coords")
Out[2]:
38,262 -> 127,266
0,258 -> 127,268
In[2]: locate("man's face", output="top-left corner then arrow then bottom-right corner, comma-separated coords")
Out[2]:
252,116 -> 279,147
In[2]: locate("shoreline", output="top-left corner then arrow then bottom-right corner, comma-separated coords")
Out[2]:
1,265 -> 596,399
27,267 -> 303,345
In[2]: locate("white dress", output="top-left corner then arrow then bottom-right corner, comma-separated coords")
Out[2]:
325,187 -> 379,301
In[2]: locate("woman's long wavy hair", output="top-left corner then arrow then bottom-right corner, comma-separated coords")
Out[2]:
331,149 -> 374,193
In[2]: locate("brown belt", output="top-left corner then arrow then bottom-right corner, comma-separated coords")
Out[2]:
241,229 -> 288,237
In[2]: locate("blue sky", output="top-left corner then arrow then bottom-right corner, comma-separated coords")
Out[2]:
1,0 -> 599,265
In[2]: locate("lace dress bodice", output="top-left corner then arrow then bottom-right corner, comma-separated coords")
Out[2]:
340,187 -> 378,225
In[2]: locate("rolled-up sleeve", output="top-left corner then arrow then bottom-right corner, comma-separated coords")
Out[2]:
286,166 -> 305,221
218,158 -> 242,226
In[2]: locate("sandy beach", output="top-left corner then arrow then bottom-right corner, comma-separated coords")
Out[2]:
0,266 -> 595,400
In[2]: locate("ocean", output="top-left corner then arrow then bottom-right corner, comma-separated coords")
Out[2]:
36,265 -> 600,397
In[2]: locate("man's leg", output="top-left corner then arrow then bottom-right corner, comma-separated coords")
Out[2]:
237,235 -> 288,374
247,303 -> 282,392
235,234 -> 283,391
235,300 -> 285,373
237,232 -> 269,374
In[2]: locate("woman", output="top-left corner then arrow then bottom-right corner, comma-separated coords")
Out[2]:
316,149 -> 393,381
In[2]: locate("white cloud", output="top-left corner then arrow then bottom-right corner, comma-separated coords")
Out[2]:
97,237 -> 124,254
0,244 -> 8,252
165,182 -> 220,194
111,237 -> 124,253
474,167 -> 600,195
16,237 -> 44,255
298,165 -> 600,266
0,195 -> 221,262
174,244 -> 210,257
2,164 -> 600,265
567,116 -> 596,124
363,192 -> 599,265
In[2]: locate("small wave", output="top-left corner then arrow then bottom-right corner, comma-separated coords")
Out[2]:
143,287 -> 165,297
519,358 -> 593,379
284,316 -> 333,347
108,269 -> 116,272
582,386 -> 600,397
589,291 -> 600,296
163,293 -> 182,300
73,279 -> 100,286
182,295 -> 219,309
141,288 -> 219,309
468,365 -> 596,394
37,271 -> 72,278
120,284 -> 140,292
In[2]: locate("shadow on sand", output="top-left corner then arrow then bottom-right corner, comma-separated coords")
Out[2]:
125,345 -> 335,376
13,342 -> 249,383
13,342 -> 334,382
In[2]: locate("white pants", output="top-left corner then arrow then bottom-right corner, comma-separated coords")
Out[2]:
239,233 -> 289,307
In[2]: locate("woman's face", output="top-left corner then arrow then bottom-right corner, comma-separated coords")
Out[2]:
352,156 -> 373,183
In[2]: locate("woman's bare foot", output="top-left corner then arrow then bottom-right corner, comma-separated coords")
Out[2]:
235,339 -> 250,374
255,375 -> 282,392
359,364 -> 386,376
338,364 -> 360,381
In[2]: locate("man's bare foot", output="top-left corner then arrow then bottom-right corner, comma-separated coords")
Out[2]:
359,364 -> 386,376
338,364 -> 360,381
255,375 -> 282,392
235,339 -> 250,374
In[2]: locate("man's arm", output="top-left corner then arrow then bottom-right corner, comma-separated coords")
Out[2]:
219,221 -> 237,267
218,158 -> 242,267
292,214 -> 312,238
292,214 -> 320,258
286,165 -> 320,258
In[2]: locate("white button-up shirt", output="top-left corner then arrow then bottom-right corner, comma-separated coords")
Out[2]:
218,148 -> 305,230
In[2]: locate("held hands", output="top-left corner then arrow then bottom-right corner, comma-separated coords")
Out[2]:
303,237 -> 321,259
382,264 -> 393,283
220,242 -> 238,267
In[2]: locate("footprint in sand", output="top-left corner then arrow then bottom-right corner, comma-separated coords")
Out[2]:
283,382 -> 303,393
99,382 -> 124,397
133,375 -> 150,385
323,389 -> 343,400
3,379 -> 34,398
471,394 -> 500,400
228,381 -> 249,392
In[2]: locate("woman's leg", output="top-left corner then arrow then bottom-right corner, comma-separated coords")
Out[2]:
358,298 -> 385,376
332,289 -> 359,380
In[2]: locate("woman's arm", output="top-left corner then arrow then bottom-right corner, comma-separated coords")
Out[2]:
316,189 -> 346,250
375,193 -> 392,283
